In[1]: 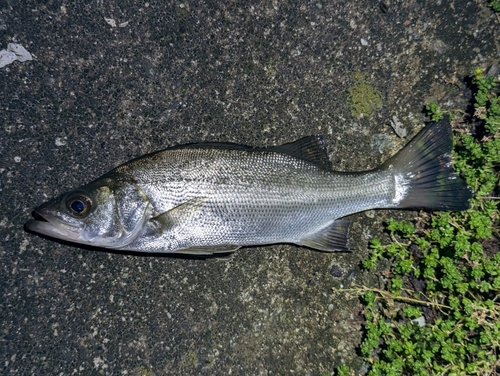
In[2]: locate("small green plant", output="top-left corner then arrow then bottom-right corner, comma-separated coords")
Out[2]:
425,101 -> 444,121
489,0 -> 500,13
335,69 -> 499,375
335,365 -> 351,376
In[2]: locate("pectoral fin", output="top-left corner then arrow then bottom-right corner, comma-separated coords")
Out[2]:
298,220 -> 351,252
149,197 -> 207,233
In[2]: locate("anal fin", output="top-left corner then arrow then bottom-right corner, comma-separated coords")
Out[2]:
298,220 -> 351,252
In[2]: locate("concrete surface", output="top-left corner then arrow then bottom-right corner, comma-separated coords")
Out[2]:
1,0 -> 498,375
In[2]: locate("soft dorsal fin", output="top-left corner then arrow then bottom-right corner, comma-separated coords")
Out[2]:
271,135 -> 332,170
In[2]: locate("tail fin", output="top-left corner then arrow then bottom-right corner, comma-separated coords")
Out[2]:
382,119 -> 473,211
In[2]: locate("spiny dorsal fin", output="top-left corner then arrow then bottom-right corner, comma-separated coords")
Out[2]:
271,135 -> 332,170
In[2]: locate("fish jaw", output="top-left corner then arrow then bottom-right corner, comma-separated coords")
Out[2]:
25,210 -> 85,242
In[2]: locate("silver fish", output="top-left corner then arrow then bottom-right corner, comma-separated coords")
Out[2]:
25,120 -> 472,254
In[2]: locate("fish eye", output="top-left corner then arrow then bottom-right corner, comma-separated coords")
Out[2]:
66,194 -> 92,217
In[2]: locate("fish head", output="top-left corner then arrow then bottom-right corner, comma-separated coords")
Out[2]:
25,177 -> 152,249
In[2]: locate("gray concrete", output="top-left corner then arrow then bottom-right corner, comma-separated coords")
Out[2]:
1,1 -> 498,374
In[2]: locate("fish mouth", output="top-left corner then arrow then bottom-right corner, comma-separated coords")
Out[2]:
25,211 -> 82,241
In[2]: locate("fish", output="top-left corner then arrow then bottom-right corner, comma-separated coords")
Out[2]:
25,119 -> 472,255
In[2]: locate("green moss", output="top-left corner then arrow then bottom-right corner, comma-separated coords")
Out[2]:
347,72 -> 383,119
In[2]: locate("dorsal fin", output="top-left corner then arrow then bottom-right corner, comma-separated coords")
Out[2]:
271,135 -> 332,170
162,135 -> 332,170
